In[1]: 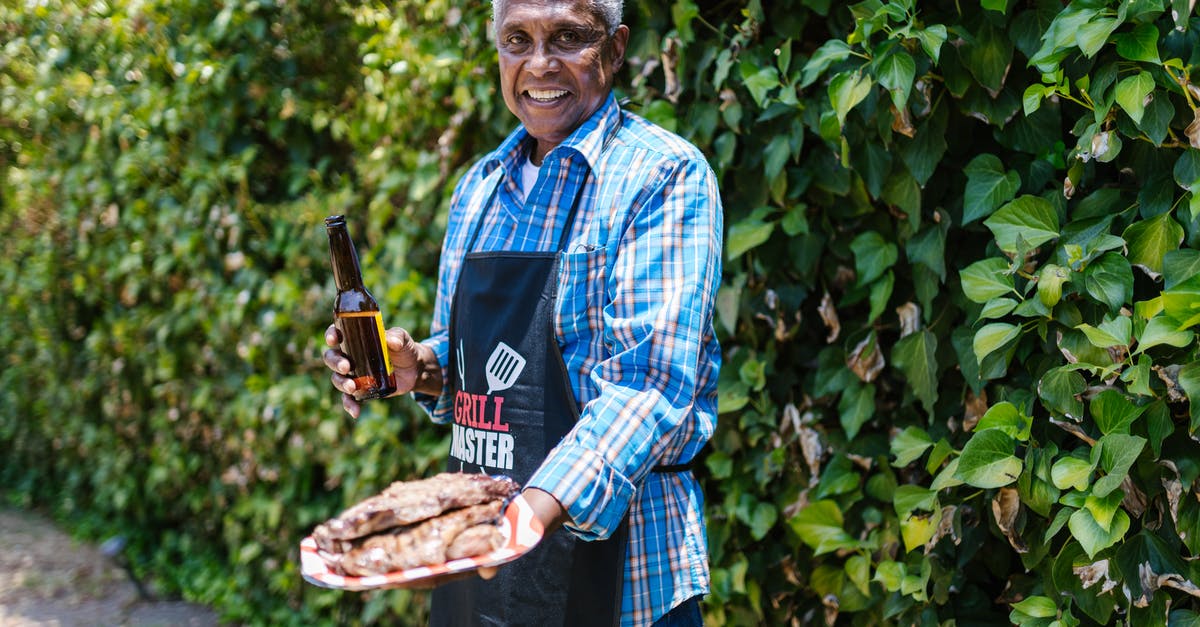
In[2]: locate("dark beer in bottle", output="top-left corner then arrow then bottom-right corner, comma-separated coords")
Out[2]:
325,215 -> 396,401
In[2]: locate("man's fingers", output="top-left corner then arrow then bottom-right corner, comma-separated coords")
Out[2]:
477,566 -> 498,580
325,324 -> 341,347
323,348 -> 351,375
341,393 -> 361,420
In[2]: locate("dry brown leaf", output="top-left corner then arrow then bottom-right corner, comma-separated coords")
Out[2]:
1121,476 -> 1148,519
1050,417 -> 1098,446
1162,460 -> 1184,531
1186,107 -> 1200,150
1074,559 -> 1119,594
1155,364 -> 1187,403
847,334 -> 885,382
799,426 -> 824,487
818,291 -> 841,344
822,593 -> 839,626
896,302 -> 921,338
991,487 -> 1027,553
890,102 -> 916,138
925,505 -> 960,554
661,36 -> 681,104
963,388 -> 988,432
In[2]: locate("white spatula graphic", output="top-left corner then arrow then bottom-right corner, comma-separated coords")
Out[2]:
485,342 -> 526,395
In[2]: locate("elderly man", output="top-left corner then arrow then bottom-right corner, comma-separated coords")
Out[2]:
325,0 -> 722,624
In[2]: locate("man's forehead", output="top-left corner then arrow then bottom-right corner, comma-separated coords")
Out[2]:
498,0 -> 604,28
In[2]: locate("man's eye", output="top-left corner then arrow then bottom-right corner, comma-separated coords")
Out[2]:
505,34 -> 528,46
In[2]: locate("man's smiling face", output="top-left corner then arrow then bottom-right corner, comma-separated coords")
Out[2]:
495,0 -> 628,164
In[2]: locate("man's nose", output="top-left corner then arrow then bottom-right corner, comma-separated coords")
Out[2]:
526,41 -> 560,75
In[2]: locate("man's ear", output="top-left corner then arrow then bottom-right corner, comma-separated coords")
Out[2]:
609,24 -> 630,71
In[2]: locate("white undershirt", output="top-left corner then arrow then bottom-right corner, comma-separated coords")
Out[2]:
519,155 -> 540,202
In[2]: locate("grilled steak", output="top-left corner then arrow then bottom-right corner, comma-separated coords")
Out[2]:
445,523 -> 504,560
339,500 -> 504,576
311,472 -> 520,577
313,472 -> 519,552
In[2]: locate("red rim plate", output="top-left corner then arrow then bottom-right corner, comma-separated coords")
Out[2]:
300,493 -> 544,591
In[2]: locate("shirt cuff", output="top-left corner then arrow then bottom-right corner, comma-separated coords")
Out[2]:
413,336 -> 452,423
525,443 -> 636,541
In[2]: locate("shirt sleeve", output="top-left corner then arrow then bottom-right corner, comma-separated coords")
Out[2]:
526,157 -> 723,540
412,162 -> 490,423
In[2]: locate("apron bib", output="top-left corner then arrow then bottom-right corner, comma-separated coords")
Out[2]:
431,167 -> 627,627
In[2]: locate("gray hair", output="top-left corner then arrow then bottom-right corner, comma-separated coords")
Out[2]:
492,0 -> 624,35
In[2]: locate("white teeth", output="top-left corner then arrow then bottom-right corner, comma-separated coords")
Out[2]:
527,89 -> 567,101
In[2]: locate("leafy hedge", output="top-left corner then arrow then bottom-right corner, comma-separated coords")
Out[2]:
3,0 -> 1200,624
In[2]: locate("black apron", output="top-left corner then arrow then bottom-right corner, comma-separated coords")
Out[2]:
431,165 -> 628,627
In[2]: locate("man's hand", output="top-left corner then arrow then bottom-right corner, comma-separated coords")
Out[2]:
521,487 -> 568,536
323,325 -> 443,418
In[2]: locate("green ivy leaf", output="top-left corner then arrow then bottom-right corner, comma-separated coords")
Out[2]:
1093,433 -> 1146,497
894,484 -> 939,516
900,105 -> 948,187
839,380 -> 876,439
1084,489 -> 1125,533
891,329 -> 939,415
963,154 -> 1021,225
1083,252 -> 1133,314
850,231 -> 898,286
800,39 -> 854,88
900,509 -> 942,553
1039,366 -> 1086,420
961,22 -> 1013,94
1051,454 -> 1096,491
974,322 -> 1022,365
955,429 -> 1022,488
1178,362 -> 1200,430
1011,596 -> 1058,619
1136,315 -> 1194,353
1114,22 -> 1162,64
790,500 -> 863,555
1163,275 -> 1200,329
742,64 -> 781,108
1123,212 -> 1184,279
976,401 -> 1032,441
984,195 -> 1060,254
891,425 -> 933,467
829,70 -> 874,128
961,258 -> 1016,303
1091,389 -> 1148,435
1164,249 -> 1200,290
980,297 -> 1020,319
1075,316 -> 1132,349
1069,507 -> 1130,559
726,206 -> 776,260
763,134 -> 792,181
1076,17 -> 1121,58
1115,71 -> 1154,125
876,49 -> 915,110
915,24 -> 948,64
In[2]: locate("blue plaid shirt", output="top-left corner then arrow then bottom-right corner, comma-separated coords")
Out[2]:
419,93 -> 722,625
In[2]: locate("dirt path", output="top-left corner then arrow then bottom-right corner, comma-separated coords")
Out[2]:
0,508 -> 222,626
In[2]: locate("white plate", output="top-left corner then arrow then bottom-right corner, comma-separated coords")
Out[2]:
300,493 -> 544,591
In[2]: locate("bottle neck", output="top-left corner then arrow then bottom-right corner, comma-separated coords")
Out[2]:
326,222 -> 365,291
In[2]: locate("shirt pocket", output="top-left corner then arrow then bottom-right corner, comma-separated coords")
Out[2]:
555,246 -> 609,352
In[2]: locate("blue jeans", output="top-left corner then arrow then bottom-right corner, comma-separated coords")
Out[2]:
651,596 -> 704,627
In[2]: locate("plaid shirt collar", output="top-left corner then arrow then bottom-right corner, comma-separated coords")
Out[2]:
482,92 -> 623,180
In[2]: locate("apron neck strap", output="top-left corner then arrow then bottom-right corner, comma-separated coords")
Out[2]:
464,157 -> 590,254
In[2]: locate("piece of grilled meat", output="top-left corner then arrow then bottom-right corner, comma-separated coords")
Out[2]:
313,473 -> 519,553
337,500 -> 505,576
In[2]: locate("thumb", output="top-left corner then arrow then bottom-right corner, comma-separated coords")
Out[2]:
477,565 -> 499,580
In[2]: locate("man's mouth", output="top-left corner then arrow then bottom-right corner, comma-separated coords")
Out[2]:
525,89 -> 569,102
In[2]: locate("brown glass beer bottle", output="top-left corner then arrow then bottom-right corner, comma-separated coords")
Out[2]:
325,215 -> 396,400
